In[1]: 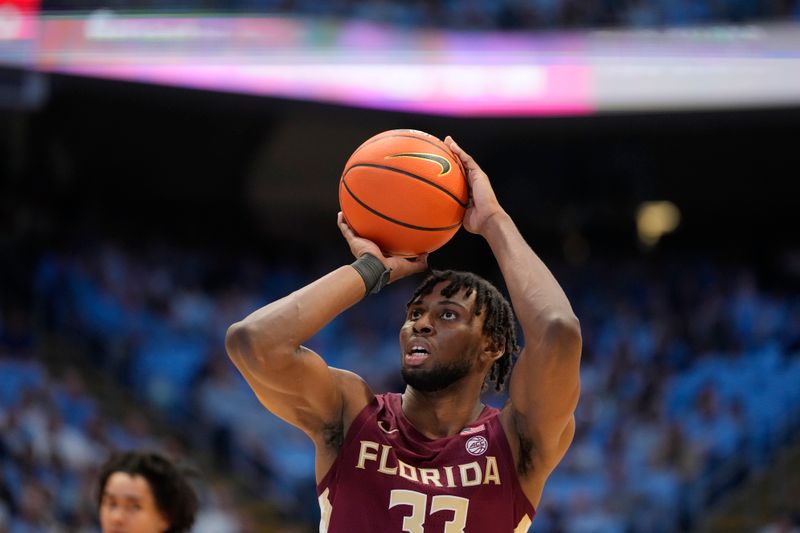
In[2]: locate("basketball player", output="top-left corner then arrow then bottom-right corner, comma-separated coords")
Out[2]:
226,137 -> 581,531
97,451 -> 198,533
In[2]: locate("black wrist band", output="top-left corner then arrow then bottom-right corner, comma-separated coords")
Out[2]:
351,253 -> 390,295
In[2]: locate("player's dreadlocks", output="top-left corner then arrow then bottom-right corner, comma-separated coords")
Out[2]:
407,270 -> 519,392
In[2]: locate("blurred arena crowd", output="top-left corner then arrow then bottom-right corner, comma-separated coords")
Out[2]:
0,262 -> 244,532
2,239 -> 798,531
1,0 -> 797,530
41,0 -> 800,29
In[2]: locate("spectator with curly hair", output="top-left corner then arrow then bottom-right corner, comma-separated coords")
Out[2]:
97,451 -> 198,533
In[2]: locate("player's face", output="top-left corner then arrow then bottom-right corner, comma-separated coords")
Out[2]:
399,283 -> 486,392
100,472 -> 170,533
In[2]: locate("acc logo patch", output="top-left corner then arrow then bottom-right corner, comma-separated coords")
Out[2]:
465,435 -> 488,456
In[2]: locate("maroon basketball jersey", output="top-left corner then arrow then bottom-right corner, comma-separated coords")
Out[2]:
317,393 -> 535,532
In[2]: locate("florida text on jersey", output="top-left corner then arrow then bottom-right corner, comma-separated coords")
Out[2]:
317,393 -> 535,532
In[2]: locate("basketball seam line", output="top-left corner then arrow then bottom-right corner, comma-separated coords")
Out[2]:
349,132 -> 467,187
343,164 -> 468,208
340,179 -> 463,232
351,134 -> 453,159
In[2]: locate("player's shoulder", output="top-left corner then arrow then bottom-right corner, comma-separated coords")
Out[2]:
329,367 -> 375,423
329,367 -> 372,393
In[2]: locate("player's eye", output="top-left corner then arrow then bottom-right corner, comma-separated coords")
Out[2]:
441,310 -> 457,320
409,309 -> 422,320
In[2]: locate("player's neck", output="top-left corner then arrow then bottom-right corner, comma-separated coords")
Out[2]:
401,385 -> 485,439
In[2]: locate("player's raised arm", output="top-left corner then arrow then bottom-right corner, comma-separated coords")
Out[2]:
445,137 -> 582,483
224,214 -> 428,442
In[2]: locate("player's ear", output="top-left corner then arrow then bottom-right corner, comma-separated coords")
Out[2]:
481,337 -> 505,363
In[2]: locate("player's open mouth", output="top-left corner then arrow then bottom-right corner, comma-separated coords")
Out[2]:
405,345 -> 430,366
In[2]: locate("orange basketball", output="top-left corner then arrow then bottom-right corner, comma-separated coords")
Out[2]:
339,129 -> 468,256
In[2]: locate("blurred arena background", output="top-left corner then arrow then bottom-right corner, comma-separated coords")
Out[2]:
1,0 -> 800,531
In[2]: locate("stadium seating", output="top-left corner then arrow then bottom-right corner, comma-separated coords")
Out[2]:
18,243 -> 800,530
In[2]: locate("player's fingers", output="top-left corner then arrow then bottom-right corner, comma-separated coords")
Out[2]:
446,136 -> 483,179
390,256 -> 427,280
407,253 -> 429,273
445,136 -> 474,164
337,213 -> 355,239
403,252 -> 428,264
415,253 -> 430,270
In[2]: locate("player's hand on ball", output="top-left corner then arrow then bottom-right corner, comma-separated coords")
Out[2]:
337,212 -> 428,282
445,136 -> 505,236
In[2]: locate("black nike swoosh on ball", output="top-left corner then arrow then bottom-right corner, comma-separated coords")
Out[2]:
385,152 -> 451,176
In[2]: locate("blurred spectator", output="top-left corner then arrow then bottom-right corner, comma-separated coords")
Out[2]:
0,300 -> 245,531
96,451 -> 197,533
759,511 -> 800,533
